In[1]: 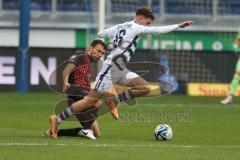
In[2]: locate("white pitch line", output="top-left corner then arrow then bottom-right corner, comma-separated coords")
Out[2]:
0,143 -> 240,148
0,102 -> 239,109
0,100 -> 239,108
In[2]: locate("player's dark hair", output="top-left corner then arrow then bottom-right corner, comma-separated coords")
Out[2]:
90,39 -> 107,51
136,7 -> 155,20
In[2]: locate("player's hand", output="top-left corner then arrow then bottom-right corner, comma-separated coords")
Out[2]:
178,21 -> 193,28
62,82 -> 70,93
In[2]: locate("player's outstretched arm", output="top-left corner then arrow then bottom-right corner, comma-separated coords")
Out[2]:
139,21 -> 193,34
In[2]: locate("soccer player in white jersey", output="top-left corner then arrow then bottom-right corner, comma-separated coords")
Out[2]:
49,7 -> 193,138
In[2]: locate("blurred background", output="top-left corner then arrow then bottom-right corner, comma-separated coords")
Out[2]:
0,0 -> 239,96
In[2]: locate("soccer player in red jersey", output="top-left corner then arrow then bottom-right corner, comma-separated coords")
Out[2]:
47,40 -> 118,139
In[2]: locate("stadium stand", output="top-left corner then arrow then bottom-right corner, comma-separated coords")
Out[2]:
0,0 -> 240,30
1,0 -> 240,14
165,0 -> 212,15
218,0 -> 240,15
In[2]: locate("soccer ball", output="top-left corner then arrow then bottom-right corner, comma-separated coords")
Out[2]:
154,124 -> 173,141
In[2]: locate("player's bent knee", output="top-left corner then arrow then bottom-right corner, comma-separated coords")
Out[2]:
95,132 -> 100,138
92,128 -> 100,138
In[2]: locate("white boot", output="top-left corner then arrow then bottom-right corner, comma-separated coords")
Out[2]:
220,95 -> 233,104
78,129 -> 96,140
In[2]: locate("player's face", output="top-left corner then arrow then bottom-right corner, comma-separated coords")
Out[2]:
139,16 -> 153,26
90,44 -> 105,61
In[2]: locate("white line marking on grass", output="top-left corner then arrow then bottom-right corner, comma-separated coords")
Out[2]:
1,101 -> 239,108
1,143 -> 240,149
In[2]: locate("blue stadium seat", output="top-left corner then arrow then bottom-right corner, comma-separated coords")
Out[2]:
218,0 -> 240,14
165,0 -> 212,15
31,0 -> 51,11
3,0 -> 19,10
2,0 -> 240,15
111,0 -> 147,13
3,0 -> 51,11
57,0 -> 86,11
151,0 -> 160,15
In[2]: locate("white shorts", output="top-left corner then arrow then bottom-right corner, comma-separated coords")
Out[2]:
93,61 -> 139,94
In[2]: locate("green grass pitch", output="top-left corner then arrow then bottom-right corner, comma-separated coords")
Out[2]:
0,93 -> 240,160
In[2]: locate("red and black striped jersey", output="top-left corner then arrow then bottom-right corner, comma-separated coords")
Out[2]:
68,50 -> 96,92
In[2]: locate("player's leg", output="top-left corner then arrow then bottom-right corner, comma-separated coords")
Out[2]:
57,121 -> 99,139
77,106 -> 99,139
221,72 -> 240,104
229,72 -> 240,95
91,120 -> 100,138
44,127 -> 82,137
55,96 -> 86,137
49,90 -> 102,138
56,90 -> 102,122
221,58 -> 240,104
93,63 -> 119,118
114,71 -> 151,105
53,97 -> 82,137
57,103 -> 99,139
57,128 -> 82,137
56,120 -> 99,139
77,120 -> 99,140
126,76 -> 152,97
105,99 -> 119,120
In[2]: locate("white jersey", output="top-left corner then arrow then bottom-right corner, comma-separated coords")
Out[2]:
94,21 -> 179,93
98,21 -> 179,64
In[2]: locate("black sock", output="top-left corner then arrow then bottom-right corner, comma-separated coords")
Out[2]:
57,128 -> 82,137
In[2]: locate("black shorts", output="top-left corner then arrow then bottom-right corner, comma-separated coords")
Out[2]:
67,95 -> 98,129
